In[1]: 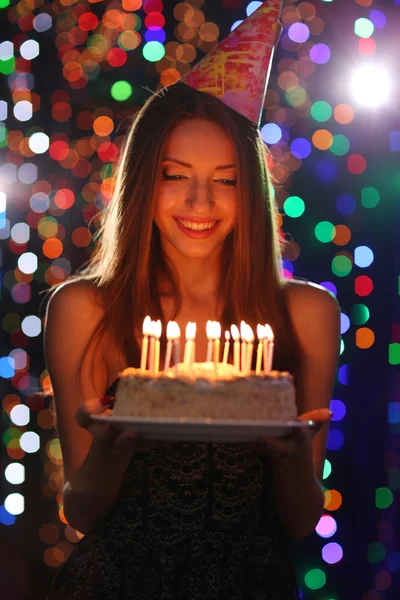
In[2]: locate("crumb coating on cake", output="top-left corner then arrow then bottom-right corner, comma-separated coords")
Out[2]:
113,363 -> 297,421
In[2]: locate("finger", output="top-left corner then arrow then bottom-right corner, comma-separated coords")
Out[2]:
297,408 -> 333,423
88,423 -> 120,445
76,398 -> 114,429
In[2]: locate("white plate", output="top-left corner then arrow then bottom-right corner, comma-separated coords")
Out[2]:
92,415 -> 314,442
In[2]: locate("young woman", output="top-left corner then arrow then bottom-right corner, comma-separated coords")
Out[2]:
44,82 -> 340,599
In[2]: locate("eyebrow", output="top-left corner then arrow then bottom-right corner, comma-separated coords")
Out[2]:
162,156 -> 237,170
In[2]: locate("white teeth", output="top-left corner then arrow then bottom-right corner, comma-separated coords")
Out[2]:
177,219 -> 217,231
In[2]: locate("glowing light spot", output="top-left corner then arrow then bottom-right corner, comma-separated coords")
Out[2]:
11,222 -> 30,244
111,80 -> 133,101
28,132 -> 49,154
13,101 -> 32,121
18,163 -> 37,184
309,43 -> 331,65
304,568 -> 326,590
350,64 -> 391,108
351,304 -> 370,325
330,135 -> 350,156
5,463 -> 25,485
322,542 -> 343,564
20,39 -> 40,60
354,18 -> 374,38
334,104 -> 354,125
354,245 -> 374,268
355,275 -> 373,296
311,101 -> 332,122
21,315 -> 41,337
10,404 -> 30,426
347,154 -> 366,175
361,187 -> 380,208
283,196 -> 305,218
288,23 -> 310,44
142,41 -> 165,62
323,459 -> 332,479
33,13 -> 52,32
356,327 -> 375,349
376,487 -> 393,509
340,313 -> 350,334
330,399 -> 346,421
290,138 -> 311,159
324,489 -> 343,511
4,493 -> 24,516
315,221 -> 335,243
18,252 -> 37,274
260,123 -> 282,144
316,514 -> 337,538
0,356 -> 15,378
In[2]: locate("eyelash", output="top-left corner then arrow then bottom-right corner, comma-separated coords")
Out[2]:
162,171 -> 236,187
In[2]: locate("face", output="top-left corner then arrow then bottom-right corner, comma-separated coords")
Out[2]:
154,118 -> 238,261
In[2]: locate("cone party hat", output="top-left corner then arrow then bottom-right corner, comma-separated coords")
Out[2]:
179,0 -> 283,127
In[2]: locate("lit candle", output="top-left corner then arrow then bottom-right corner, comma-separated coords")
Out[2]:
245,324 -> 255,374
164,321 -> 178,372
256,324 -> 265,375
265,324 -> 274,373
213,321 -> 221,365
222,330 -> 230,364
173,322 -> 181,375
231,324 -> 240,370
206,320 -> 213,362
240,320 -> 247,374
153,319 -> 162,374
184,321 -> 196,366
263,324 -> 271,375
148,320 -> 156,373
140,315 -> 152,371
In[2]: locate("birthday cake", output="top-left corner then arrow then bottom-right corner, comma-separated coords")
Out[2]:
112,362 -> 297,422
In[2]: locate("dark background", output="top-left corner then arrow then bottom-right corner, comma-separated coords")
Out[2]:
1,0 -> 399,598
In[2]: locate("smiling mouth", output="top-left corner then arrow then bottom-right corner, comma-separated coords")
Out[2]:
175,218 -> 219,231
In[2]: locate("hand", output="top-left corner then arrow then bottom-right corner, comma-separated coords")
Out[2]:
76,396 -> 174,454
242,408 -> 333,461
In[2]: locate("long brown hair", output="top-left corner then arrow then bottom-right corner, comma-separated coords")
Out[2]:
46,82 -> 301,376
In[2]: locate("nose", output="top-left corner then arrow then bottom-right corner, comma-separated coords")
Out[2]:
186,179 -> 214,210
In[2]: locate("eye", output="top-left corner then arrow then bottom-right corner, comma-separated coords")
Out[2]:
215,179 -> 237,187
162,170 -> 187,181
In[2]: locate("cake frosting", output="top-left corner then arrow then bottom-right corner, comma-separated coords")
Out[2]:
113,363 -> 297,422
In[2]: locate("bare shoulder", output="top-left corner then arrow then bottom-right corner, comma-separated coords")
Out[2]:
45,278 -> 105,319
283,278 -> 340,322
282,278 -> 341,358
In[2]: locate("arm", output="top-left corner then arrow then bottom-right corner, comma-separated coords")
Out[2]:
270,281 -> 341,540
44,281 -> 135,534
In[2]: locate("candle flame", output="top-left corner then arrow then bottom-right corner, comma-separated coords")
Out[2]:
257,324 -> 266,339
243,324 -> 254,343
166,320 -> 180,340
264,323 -> 274,341
185,321 -> 196,340
142,315 -> 152,336
231,324 -> 240,341
206,320 -> 221,339
225,330 -> 230,341
154,319 -> 162,339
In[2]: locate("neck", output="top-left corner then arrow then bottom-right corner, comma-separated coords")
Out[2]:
159,247 -> 222,308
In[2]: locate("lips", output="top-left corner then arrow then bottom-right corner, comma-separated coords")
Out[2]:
173,217 -> 222,239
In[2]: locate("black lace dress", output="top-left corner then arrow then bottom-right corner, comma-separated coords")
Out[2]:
47,381 -> 301,600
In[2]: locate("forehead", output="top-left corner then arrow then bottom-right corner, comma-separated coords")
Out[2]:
164,118 -> 236,162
